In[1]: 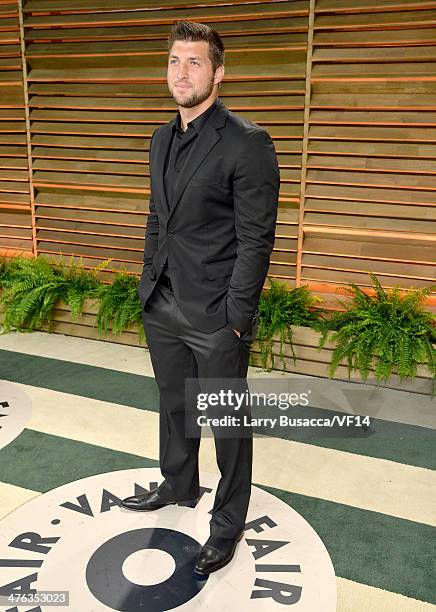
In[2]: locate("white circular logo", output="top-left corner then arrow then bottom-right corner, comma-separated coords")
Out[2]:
0,468 -> 337,610
0,382 -> 32,451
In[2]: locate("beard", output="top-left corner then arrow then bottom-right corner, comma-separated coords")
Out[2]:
170,74 -> 216,108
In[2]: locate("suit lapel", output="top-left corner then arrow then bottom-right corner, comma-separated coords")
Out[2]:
152,118 -> 175,217
169,101 -> 228,221
169,121 -> 221,219
152,100 -> 228,224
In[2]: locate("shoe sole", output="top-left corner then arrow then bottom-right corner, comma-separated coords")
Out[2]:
120,497 -> 199,511
194,532 -> 244,575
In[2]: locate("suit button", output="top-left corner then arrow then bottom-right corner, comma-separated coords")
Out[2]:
167,231 -> 174,237
160,264 -> 164,268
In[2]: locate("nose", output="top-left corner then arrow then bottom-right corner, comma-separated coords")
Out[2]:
177,62 -> 189,80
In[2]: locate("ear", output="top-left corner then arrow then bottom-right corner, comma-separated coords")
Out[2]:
214,64 -> 225,86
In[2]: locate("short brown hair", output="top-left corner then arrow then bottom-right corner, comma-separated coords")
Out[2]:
167,20 -> 225,73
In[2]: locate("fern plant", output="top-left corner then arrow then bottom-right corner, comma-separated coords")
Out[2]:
318,273 -> 436,388
96,271 -> 144,342
56,256 -> 107,318
0,255 -> 106,332
0,256 -> 8,285
255,276 -> 325,371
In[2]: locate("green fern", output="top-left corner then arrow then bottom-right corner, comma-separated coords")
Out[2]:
0,255 -> 107,332
318,272 -> 436,390
59,256 -> 108,318
0,257 -> 8,285
0,256 -> 63,331
2,256 -> 434,395
255,276 -> 325,371
96,271 -> 144,342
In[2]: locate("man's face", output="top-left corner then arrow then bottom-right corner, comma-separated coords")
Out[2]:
167,40 -> 223,108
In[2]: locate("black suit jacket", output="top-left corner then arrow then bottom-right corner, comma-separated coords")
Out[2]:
138,98 -> 280,333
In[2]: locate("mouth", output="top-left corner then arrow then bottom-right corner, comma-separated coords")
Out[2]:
175,84 -> 191,89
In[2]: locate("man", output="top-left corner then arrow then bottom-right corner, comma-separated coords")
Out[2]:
121,20 -> 280,575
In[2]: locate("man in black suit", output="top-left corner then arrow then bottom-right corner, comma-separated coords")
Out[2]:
122,20 -> 280,574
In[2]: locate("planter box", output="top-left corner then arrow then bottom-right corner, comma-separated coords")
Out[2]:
0,293 -> 434,395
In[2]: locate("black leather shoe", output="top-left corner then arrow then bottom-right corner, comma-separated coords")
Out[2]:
121,488 -> 199,511
194,531 -> 244,574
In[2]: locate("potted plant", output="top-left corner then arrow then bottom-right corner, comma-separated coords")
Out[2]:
254,276 -> 325,370
0,255 -> 105,332
318,273 -> 436,391
96,271 -> 145,342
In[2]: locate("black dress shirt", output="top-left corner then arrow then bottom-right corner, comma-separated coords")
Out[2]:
161,97 -> 220,280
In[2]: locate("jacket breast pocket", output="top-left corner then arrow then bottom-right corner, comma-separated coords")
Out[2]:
205,260 -> 235,280
191,172 -> 225,186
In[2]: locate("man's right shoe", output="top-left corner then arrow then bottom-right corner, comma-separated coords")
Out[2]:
121,488 -> 199,511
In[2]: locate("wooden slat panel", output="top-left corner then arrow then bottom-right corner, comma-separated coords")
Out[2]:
302,267 -> 434,291
315,1 -> 436,13
315,9 -> 436,29
306,139 -> 436,157
313,46 -> 436,63
29,108 -> 302,124
28,94 -> 302,110
34,190 -> 147,212
307,152 -> 436,173
309,125 -> 436,143
24,18 -> 307,43
305,212 -> 436,234
0,0 -> 432,380
32,146 -> 148,163
32,159 -> 148,176
35,206 -> 145,226
19,1 -> 304,282
25,35 -> 303,59
28,80 -> 306,96
307,169 -> 436,190
306,183 -> 436,206
305,197 -> 436,219
37,240 -> 143,262
315,28 -> 436,50
299,2 -> 436,299
23,0 -> 303,12
303,254 -> 435,281
311,92 -> 436,110
24,2 -> 306,25
0,0 -> 31,252
310,111 -> 436,130
303,235 -> 435,262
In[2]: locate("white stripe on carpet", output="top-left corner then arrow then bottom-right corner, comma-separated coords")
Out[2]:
337,577 -> 436,612
0,481 -> 40,521
1,331 -> 434,429
14,383 -> 436,527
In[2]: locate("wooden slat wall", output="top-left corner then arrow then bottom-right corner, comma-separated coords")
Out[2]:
301,0 -> 436,306
19,0 -> 307,282
1,0 -> 435,298
0,0 -> 32,256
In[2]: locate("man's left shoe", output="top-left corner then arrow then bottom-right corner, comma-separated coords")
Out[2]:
194,531 -> 244,575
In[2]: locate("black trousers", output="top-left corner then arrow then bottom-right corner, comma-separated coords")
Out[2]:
141,275 -> 258,539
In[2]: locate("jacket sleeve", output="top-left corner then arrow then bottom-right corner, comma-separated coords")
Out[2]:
142,130 -> 159,270
226,128 -> 280,332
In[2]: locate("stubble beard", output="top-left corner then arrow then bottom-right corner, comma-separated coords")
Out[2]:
171,74 -> 216,109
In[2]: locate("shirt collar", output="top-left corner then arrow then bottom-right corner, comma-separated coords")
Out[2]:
175,97 -> 221,135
